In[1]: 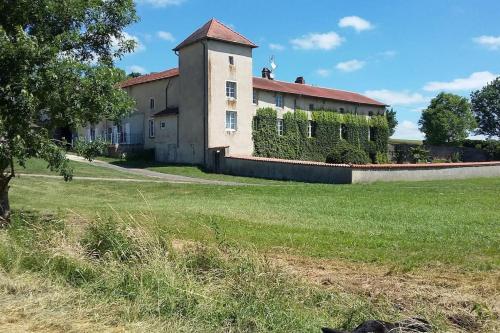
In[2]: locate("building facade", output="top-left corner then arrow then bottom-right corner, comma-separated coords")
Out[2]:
78,19 -> 386,166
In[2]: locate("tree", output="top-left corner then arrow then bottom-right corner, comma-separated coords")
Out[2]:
385,108 -> 398,137
470,77 -> 500,138
0,0 -> 137,224
418,93 -> 476,145
127,72 -> 143,78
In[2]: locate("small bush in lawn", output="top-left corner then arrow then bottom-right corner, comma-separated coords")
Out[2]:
74,138 -> 108,162
326,141 -> 370,165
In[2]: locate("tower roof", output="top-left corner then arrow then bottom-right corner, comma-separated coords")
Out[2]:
173,18 -> 257,51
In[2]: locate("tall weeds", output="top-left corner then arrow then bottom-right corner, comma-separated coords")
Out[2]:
0,211 -> 404,332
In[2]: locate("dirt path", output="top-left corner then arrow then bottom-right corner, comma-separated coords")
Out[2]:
66,154 -> 248,186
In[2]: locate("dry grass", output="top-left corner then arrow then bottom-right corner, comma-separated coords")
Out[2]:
0,212 -> 498,332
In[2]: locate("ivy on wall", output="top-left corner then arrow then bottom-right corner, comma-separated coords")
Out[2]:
252,107 -> 389,163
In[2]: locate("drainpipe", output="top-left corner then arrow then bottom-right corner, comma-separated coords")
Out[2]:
165,78 -> 171,109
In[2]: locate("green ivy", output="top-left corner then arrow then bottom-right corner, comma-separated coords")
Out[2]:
253,108 -> 389,163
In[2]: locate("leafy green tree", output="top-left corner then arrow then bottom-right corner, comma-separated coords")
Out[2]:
470,77 -> 500,137
0,0 -> 137,223
418,93 -> 476,145
127,72 -> 143,78
385,108 -> 398,137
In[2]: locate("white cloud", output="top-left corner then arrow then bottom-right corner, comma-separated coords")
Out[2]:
157,31 -> 175,42
392,120 -> 424,140
379,50 -> 397,58
269,43 -> 285,51
291,32 -> 344,50
473,35 -> 500,50
128,65 -> 147,74
136,0 -> 185,7
338,16 -> 374,32
336,59 -> 366,72
423,71 -> 498,92
316,68 -> 331,77
364,89 -> 429,106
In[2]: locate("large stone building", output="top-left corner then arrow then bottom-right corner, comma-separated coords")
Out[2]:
79,19 -> 386,166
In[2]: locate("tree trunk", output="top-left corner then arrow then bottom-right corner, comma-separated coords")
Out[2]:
0,179 -> 10,226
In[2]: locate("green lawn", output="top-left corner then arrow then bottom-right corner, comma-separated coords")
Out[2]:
9,161 -> 500,272
95,156 -> 283,184
15,158 -> 146,179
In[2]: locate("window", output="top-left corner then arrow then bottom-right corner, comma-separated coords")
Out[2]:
149,98 -> 155,110
229,56 -> 234,65
277,119 -> 284,136
225,111 -> 237,131
368,111 -> 374,117
148,119 -> 155,138
341,124 -> 347,140
253,89 -> 258,105
309,103 -> 314,111
369,127 -> 376,141
339,107 -> 345,113
160,121 -> 166,129
89,126 -> 96,141
307,121 -> 316,138
226,81 -> 237,99
275,94 -> 283,108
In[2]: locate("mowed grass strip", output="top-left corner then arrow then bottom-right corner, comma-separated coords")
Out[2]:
10,172 -> 500,272
15,158 -> 148,179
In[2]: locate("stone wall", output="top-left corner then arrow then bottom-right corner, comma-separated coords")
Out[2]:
217,154 -> 500,184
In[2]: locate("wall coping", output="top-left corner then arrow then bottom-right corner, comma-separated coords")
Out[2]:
227,155 -> 500,170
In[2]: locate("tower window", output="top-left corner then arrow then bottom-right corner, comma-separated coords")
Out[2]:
226,111 -> 237,131
226,81 -> 237,99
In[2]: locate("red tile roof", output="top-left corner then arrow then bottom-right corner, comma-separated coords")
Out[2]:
119,67 -> 385,106
120,68 -> 179,88
253,77 -> 386,107
173,18 -> 257,51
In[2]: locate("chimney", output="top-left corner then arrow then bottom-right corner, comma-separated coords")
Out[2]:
262,67 -> 272,80
295,76 -> 305,84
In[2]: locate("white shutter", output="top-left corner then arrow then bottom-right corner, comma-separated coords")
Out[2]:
125,123 -> 130,144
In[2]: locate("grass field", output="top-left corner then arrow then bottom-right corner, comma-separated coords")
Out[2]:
95,156 -> 281,184
1,159 -> 499,332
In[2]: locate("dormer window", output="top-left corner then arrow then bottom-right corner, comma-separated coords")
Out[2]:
226,81 -> 237,99
229,56 -> 234,65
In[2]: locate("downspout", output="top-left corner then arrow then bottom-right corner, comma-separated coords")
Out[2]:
202,40 -> 208,166
165,78 -> 171,109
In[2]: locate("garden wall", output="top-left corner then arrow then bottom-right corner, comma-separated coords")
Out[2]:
388,144 -> 489,163
220,155 -> 500,184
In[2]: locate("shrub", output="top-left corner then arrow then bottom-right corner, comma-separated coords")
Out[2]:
450,152 -> 462,163
326,141 -> 370,165
375,152 -> 390,164
74,138 -> 108,161
483,140 -> 500,161
409,146 -> 430,163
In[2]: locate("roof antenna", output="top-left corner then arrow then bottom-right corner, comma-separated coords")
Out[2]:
269,55 -> 277,80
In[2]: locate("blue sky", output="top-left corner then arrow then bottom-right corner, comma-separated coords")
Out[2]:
117,0 -> 500,139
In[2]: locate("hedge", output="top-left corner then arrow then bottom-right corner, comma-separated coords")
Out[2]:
252,107 -> 389,163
